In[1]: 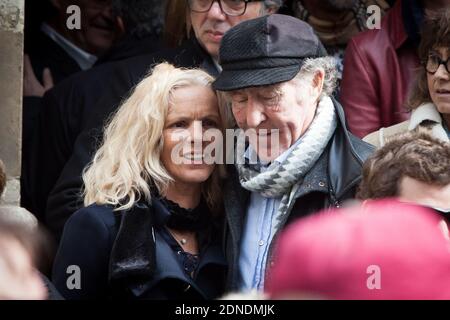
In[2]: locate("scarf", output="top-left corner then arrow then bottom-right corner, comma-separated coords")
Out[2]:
158,196 -> 212,232
235,96 -> 337,231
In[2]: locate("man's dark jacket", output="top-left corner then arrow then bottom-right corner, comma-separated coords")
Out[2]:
22,31 -> 83,215
44,39 -> 218,239
27,30 -> 82,84
222,98 -> 374,291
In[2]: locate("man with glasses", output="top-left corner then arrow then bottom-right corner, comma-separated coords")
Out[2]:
187,0 -> 279,58
43,0 -> 281,240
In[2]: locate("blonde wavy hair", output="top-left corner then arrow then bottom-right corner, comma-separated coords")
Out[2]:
83,62 -> 224,212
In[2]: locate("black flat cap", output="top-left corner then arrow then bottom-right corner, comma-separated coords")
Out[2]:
213,14 -> 327,91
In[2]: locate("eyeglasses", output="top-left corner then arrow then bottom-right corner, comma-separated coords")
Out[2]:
425,53 -> 450,74
187,0 -> 262,16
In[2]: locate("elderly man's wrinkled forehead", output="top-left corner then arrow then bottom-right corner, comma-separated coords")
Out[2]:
226,71 -> 314,99
229,83 -> 284,97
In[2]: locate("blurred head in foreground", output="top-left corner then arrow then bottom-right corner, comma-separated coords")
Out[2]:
265,200 -> 450,300
0,208 -> 47,300
357,131 -> 450,215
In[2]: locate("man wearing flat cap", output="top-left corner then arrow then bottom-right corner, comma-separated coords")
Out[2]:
213,14 -> 374,292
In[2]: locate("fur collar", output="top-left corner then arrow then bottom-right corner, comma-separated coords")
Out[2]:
408,103 -> 449,142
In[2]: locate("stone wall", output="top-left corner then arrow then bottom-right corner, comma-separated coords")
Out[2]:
0,0 -> 24,205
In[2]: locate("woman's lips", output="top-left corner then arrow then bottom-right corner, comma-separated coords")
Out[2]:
206,31 -> 224,42
183,153 -> 204,161
435,89 -> 450,99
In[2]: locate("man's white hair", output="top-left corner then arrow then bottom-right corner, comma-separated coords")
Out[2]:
295,56 -> 338,98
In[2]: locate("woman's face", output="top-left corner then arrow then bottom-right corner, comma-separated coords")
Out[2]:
427,47 -> 450,115
161,85 -> 220,186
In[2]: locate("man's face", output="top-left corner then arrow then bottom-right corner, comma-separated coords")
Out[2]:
398,176 -> 450,210
188,0 -> 267,59
55,0 -> 121,55
229,73 -> 323,162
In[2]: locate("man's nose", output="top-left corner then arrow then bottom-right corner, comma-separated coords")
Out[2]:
246,98 -> 266,128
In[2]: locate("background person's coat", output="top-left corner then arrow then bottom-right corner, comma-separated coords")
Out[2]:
340,0 -> 421,138
22,29 -> 84,218
363,103 -> 450,147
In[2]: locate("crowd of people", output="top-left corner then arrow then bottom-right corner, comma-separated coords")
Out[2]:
0,0 -> 449,300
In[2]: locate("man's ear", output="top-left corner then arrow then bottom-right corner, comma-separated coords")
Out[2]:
312,69 -> 325,99
266,6 -> 278,14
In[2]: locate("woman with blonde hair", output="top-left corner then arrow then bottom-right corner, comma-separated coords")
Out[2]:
52,63 -> 227,300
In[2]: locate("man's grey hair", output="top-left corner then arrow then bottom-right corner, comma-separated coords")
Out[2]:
294,57 -> 338,98
262,0 -> 283,12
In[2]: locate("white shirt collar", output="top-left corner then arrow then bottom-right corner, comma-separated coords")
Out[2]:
212,58 -> 222,72
41,23 -> 97,70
